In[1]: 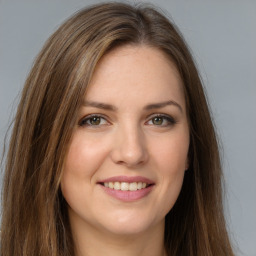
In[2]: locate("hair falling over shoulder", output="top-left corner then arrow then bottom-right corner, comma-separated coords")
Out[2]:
1,2 -> 234,256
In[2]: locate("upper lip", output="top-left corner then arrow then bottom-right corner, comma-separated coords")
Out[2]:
98,175 -> 155,184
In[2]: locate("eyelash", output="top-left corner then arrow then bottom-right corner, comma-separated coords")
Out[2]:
146,114 -> 177,127
78,114 -> 177,127
78,114 -> 109,127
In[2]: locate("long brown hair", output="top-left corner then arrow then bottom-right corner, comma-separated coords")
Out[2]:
1,2 -> 234,255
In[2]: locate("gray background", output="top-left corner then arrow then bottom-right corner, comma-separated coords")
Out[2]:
0,0 -> 255,255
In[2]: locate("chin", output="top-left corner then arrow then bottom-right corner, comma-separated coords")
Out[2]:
103,222 -> 153,236
97,211 -> 164,236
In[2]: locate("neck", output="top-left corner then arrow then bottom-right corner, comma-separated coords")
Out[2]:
70,216 -> 166,256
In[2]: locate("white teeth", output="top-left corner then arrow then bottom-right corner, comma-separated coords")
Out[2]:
103,181 -> 148,191
120,182 -> 129,191
114,182 -> 120,190
129,182 -> 137,191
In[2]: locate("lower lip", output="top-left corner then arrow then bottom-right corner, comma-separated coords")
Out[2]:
100,185 -> 154,202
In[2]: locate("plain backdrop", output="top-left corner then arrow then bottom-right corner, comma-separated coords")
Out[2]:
0,1 -> 255,255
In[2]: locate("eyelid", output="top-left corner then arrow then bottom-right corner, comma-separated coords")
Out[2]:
145,113 -> 177,126
78,113 -> 176,127
78,114 -> 111,127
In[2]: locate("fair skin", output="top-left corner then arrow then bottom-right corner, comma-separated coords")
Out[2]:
61,45 -> 190,256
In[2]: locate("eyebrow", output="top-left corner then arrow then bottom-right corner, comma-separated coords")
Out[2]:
82,100 -> 182,112
82,101 -> 117,111
143,100 -> 183,112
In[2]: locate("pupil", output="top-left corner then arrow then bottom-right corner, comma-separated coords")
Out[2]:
153,117 -> 163,125
90,117 -> 100,125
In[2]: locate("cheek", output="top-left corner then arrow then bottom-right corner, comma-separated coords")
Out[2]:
151,132 -> 189,175
156,140 -> 187,193
61,132 -> 112,211
63,132 -> 110,179
60,132 -> 112,206
149,132 -> 189,214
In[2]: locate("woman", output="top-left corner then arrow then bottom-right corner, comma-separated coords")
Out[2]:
1,2 -> 234,256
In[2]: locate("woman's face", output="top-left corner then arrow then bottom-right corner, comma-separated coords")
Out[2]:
61,45 -> 190,237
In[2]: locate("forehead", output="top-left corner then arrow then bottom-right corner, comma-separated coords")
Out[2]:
85,45 -> 185,108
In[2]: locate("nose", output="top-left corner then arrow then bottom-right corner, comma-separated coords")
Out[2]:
110,124 -> 149,168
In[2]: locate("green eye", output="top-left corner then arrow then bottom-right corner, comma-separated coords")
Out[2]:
147,114 -> 176,127
79,115 -> 108,127
152,116 -> 164,125
89,116 -> 101,125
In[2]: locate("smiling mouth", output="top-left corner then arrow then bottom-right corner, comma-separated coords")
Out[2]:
98,177 -> 155,201
100,181 -> 152,191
